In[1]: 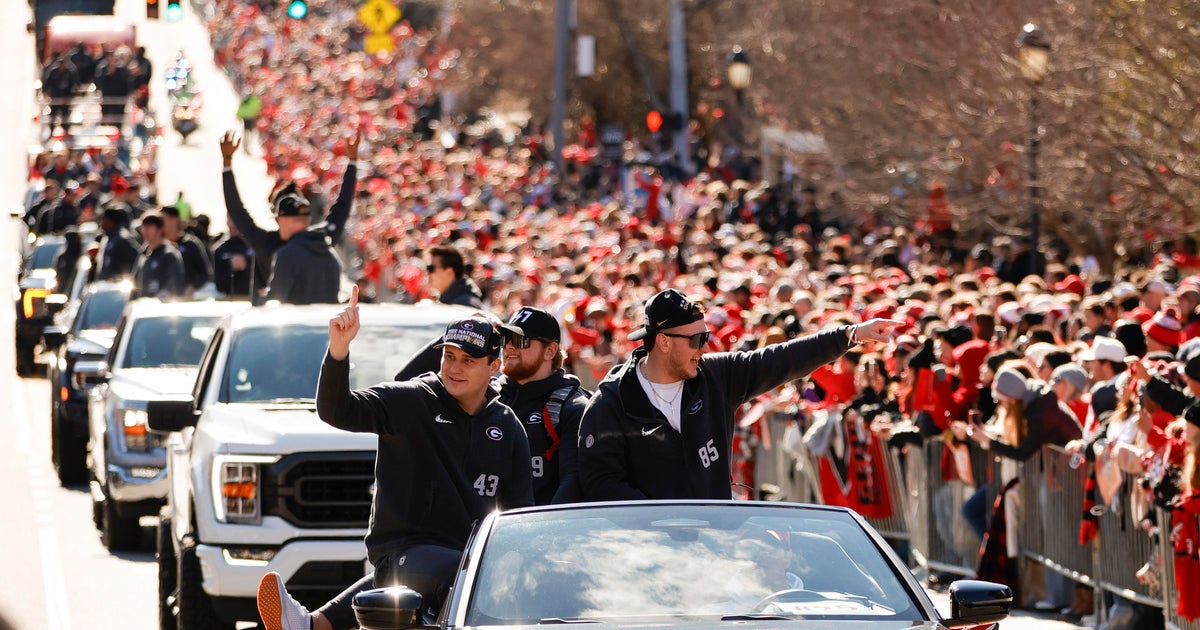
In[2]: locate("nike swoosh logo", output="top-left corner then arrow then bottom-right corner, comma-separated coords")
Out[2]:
641,425 -> 663,437
435,414 -> 453,424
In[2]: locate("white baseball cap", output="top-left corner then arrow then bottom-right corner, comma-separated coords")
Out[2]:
1078,336 -> 1128,363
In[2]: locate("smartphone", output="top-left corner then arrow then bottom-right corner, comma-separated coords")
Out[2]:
968,409 -> 982,426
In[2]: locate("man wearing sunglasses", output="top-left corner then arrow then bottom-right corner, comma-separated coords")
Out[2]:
497,307 -> 593,504
578,288 -> 902,501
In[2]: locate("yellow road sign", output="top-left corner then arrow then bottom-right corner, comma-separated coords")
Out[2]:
358,0 -> 401,34
364,32 -> 395,55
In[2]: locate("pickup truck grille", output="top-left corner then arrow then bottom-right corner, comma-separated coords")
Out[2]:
261,452 -> 375,528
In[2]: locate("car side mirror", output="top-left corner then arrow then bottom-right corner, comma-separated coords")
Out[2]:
945,580 -> 1012,628
44,293 -> 68,314
147,399 -> 198,433
42,326 -> 68,351
353,586 -> 433,630
75,359 -> 110,385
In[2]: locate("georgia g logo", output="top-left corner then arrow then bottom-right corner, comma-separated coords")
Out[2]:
485,426 -> 504,441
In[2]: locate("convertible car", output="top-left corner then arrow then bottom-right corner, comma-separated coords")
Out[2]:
352,501 -> 1011,630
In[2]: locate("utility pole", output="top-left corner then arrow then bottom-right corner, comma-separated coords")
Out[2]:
669,0 -> 691,176
550,0 -> 571,172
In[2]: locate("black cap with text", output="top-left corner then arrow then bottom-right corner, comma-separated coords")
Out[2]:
628,289 -> 705,341
436,316 -> 503,358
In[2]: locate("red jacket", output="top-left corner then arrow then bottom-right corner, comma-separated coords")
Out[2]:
1172,493 -> 1200,620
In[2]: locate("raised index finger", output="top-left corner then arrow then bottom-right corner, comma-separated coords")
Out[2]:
349,283 -> 359,309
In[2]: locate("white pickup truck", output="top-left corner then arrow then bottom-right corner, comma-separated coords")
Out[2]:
148,302 -> 463,629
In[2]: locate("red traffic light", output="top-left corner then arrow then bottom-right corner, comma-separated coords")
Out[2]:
646,110 -> 663,133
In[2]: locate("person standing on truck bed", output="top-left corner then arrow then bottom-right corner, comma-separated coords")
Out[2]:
256,288 -> 533,630
220,129 -> 359,298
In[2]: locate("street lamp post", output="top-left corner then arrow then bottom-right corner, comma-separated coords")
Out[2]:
727,46 -> 752,106
1017,23 -> 1050,277
726,46 -> 752,151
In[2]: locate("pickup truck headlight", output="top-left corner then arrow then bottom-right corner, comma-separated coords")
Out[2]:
211,455 -> 278,525
118,408 -> 151,452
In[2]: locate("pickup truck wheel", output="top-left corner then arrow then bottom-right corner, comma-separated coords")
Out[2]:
101,498 -> 142,551
177,534 -> 235,630
15,336 -> 36,377
51,404 -> 86,486
157,509 -> 177,630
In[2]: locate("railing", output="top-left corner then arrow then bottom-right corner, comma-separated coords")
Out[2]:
745,409 -> 1200,629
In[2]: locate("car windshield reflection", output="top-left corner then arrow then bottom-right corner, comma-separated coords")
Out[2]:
467,504 -> 921,625
121,315 -> 221,369
219,324 -> 444,404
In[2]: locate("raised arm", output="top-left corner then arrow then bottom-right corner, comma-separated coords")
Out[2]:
322,128 -> 360,245
221,131 -> 279,258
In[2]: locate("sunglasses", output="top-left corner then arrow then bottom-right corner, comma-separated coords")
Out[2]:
503,333 -> 550,349
660,330 -> 711,349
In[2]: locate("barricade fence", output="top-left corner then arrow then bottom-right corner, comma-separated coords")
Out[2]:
746,412 -> 1198,629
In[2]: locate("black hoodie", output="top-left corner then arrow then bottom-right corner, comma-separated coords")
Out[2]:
496,369 -> 591,504
439,276 -> 485,308
317,355 -> 533,566
578,327 -> 853,501
267,230 -> 342,304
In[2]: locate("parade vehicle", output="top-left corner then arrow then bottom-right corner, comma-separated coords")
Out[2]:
349,501 -> 1012,630
13,228 -> 100,375
147,302 -> 464,629
29,0 -> 117,61
87,298 -> 250,551
45,279 -> 132,486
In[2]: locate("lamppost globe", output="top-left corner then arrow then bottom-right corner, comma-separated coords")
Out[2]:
1017,23 -> 1051,84
726,47 -> 753,91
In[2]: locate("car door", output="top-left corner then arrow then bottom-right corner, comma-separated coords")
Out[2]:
88,314 -> 128,480
167,326 -> 225,541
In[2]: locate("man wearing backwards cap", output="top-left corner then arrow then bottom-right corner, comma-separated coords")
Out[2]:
1079,336 -> 1128,418
220,129 -> 360,297
257,286 -> 532,630
578,288 -> 902,501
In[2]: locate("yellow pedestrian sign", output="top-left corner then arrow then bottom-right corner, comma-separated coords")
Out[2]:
359,0 -> 401,34
365,32 -> 395,55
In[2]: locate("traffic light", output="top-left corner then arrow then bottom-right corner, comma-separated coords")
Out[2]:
646,110 -> 663,133
165,0 -> 183,21
286,0 -> 308,18
146,0 -> 159,19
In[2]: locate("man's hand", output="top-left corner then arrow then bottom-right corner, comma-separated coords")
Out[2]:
346,126 -> 362,162
329,285 -> 361,360
852,318 -> 905,345
220,131 -> 241,162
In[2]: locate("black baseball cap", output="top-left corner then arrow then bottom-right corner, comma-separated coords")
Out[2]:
273,192 -> 311,217
500,307 -> 561,343
436,316 -> 502,358
628,289 -> 705,341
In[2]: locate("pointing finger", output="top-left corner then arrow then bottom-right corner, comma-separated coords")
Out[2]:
349,283 -> 359,309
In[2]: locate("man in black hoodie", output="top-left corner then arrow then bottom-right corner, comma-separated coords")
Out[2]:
220,130 -> 358,299
497,307 -> 591,504
265,193 -> 342,304
578,288 -> 901,501
257,292 -> 532,630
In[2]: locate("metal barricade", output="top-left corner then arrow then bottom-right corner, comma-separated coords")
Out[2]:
1027,445 -> 1094,585
903,436 -> 997,576
1158,507 -> 1200,630
1092,470 -> 1160,608
862,429 -> 911,541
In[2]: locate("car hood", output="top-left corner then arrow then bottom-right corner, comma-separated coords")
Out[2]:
68,329 -> 117,356
473,621 -> 943,630
201,405 -> 377,454
109,367 -> 198,400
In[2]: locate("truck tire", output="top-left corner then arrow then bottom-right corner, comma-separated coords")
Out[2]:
15,335 -> 36,377
177,534 -> 235,630
157,509 -> 177,630
51,403 -> 86,486
101,497 -> 142,551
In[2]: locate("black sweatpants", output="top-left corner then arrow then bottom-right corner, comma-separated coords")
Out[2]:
318,544 -> 463,630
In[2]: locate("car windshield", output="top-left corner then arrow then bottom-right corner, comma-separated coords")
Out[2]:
466,504 -> 922,625
76,291 -> 128,331
27,242 -> 64,272
120,316 -> 221,369
219,324 -> 444,403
